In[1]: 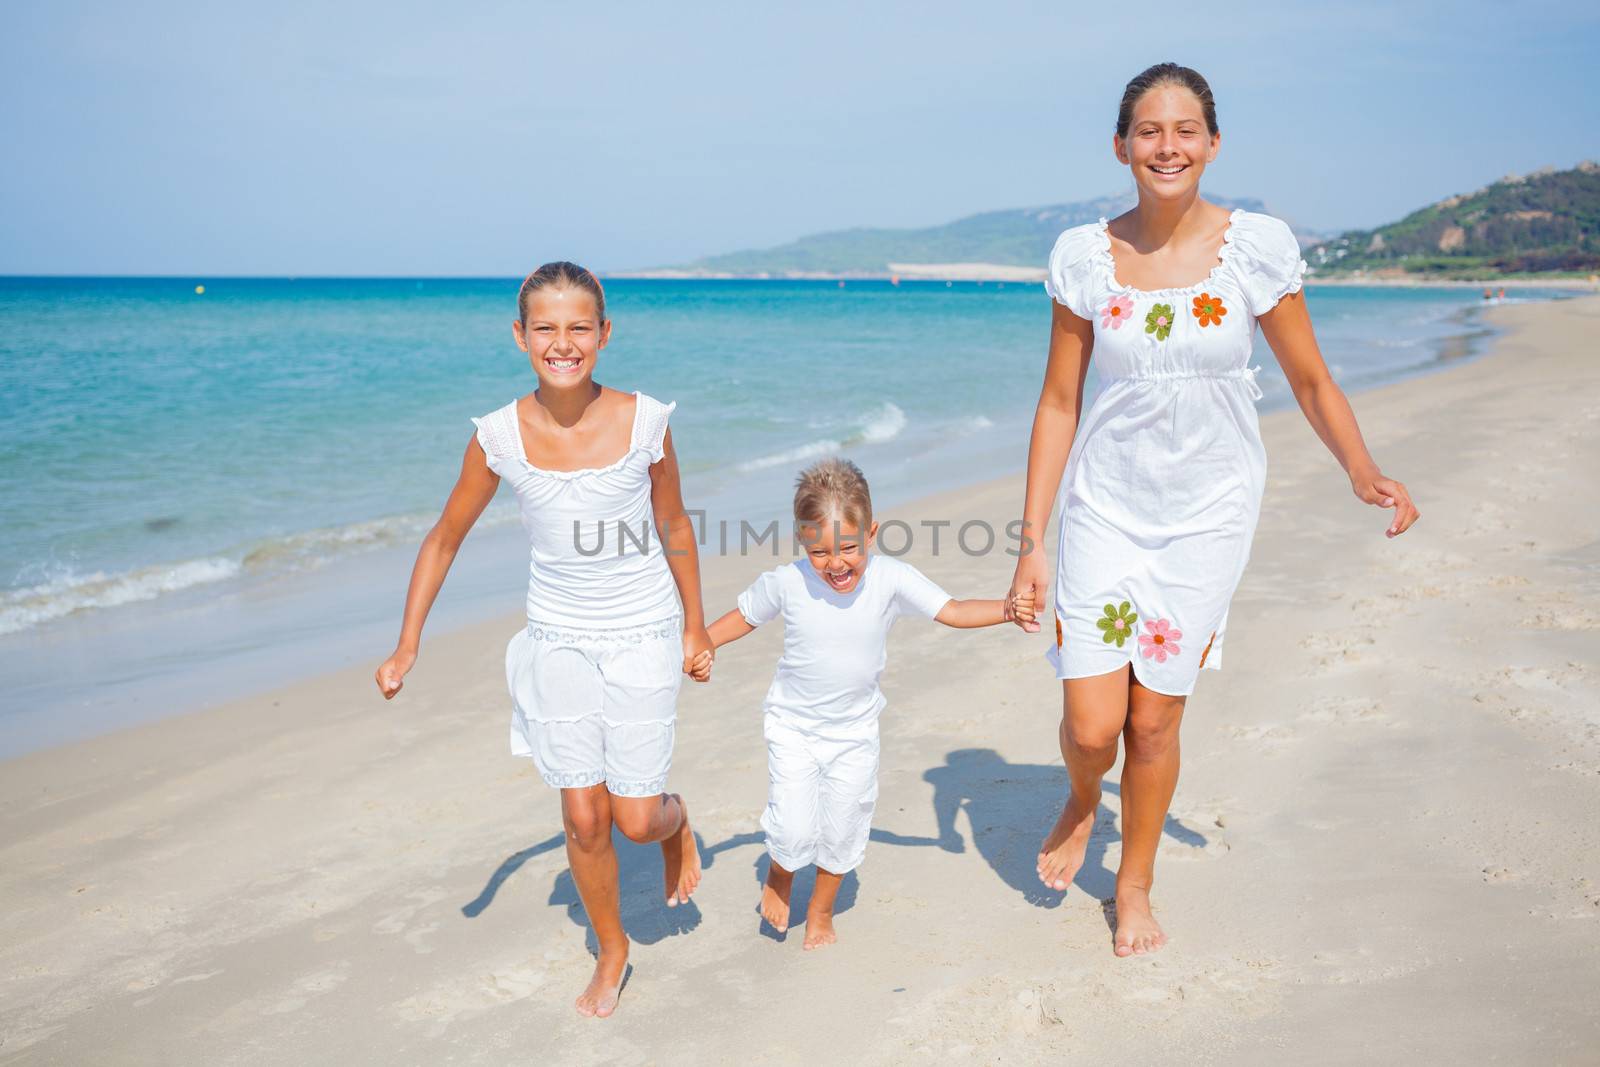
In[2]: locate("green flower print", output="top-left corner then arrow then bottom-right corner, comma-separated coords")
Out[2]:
1097,601 -> 1138,647
1144,303 -> 1174,341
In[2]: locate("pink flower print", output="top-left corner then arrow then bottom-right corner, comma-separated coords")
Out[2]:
1138,618 -> 1183,663
1099,294 -> 1135,330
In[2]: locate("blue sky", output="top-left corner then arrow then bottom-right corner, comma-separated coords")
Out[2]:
3,0 -> 1597,275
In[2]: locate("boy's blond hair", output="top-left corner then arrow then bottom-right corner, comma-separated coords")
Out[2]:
793,457 -> 872,533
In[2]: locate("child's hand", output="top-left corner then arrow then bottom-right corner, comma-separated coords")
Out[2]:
687,648 -> 714,683
1008,553 -> 1048,633
375,648 -> 416,700
1005,585 -> 1038,629
683,625 -> 714,683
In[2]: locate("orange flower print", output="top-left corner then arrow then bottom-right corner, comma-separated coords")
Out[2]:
1192,292 -> 1227,327
1055,615 -> 1064,649
1198,630 -> 1216,668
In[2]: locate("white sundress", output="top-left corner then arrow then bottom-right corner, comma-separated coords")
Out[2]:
1043,208 -> 1306,696
471,391 -> 685,794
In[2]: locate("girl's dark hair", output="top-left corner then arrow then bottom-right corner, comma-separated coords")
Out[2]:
517,261 -> 607,323
1116,63 -> 1218,138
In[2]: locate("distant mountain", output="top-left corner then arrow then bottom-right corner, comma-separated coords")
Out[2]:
652,194 -> 1317,277
1308,162 -> 1600,276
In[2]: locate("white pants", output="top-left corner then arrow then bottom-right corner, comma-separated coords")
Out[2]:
761,714 -> 879,874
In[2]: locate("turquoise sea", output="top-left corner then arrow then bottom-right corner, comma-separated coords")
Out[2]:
0,277 -> 1576,755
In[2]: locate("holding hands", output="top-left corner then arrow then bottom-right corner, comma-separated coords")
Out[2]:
684,625 -> 714,684
1004,583 -> 1038,629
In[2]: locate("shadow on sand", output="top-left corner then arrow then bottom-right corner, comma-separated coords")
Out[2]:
922,747 -> 1209,908
460,749 -> 1208,949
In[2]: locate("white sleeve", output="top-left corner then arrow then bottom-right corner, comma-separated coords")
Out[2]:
469,403 -> 518,478
1232,213 -> 1308,317
736,567 -> 786,627
892,560 -> 953,621
1043,223 -> 1105,321
637,395 -> 677,464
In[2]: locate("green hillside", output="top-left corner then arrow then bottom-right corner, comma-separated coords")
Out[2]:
668,194 -> 1272,276
1309,162 -> 1600,276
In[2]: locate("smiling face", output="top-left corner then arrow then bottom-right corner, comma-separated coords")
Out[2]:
512,286 -> 611,390
1115,85 -> 1220,203
798,511 -> 878,595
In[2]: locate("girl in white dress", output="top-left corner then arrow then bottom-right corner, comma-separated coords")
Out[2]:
1007,65 -> 1419,957
375,262 -> 713,1018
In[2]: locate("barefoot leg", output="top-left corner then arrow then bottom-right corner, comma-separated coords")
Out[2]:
660,794 -> 701,906
1112,680 -> 1186,956
761,860 -> 795,933
610,792 -> 702,906
803,867 -> 844,950
561,786 -> 630,1017
1039,669 -> 1127,891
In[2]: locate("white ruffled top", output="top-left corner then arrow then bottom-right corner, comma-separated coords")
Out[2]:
472,391 -> 682,629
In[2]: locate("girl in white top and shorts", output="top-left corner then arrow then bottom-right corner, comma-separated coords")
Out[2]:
691,458 -> 1035,949
375,262 -> 713,1020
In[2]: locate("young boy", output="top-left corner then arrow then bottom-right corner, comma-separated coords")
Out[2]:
689,458 -> 1033,948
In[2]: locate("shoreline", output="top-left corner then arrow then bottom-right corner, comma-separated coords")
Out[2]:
609,269 -> 1600,289
1,296 -> 1597,1060
0,286 -> 1567,760
0,285 -> 1539,760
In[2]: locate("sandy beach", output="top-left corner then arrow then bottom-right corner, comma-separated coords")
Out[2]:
2,296 -> 1598,1064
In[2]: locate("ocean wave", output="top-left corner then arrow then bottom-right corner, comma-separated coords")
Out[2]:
0,505 -> 524,636
0,557 -> 243,635
737,403 -> 908,473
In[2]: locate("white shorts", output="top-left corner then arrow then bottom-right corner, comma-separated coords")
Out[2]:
504,616 -> 682,796
761,713 -> 879,875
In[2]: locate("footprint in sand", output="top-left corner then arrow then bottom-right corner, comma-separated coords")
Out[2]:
261,963 -> 350,1015
391,957 -> 550,1036
1299,629 -> 1378,673
1223,722 -> 1298,748
1300,697 -> 1389,727
1157,825 -> 1231,861
371,888 -> 449,944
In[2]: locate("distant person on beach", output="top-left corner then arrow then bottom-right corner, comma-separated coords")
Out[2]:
374,262 -> 712,1018
1007,63 -> 1420,957
688,458 -> 1033,948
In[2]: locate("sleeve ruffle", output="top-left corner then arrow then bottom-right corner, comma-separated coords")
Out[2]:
1229,213 -> 1308,317
1043,223 -> 1108,321
638,396 -> 677,465
470,404 -> 519,478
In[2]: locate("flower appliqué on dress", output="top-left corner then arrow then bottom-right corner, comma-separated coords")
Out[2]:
1100,294 -> 1135,331
1097,601 -> 1138,647
1139,618 -> 1182,663
1192,292 -> 1227,327
1055,615 -> 1064,649
1198,630 -> 1216,669
1145,303 -> 1174,341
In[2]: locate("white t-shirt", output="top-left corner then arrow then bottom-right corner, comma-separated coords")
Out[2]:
736,555 -> 953,735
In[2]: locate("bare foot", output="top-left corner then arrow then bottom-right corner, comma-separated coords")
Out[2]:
574,943 -> 629,1018
802,909 -> 836,951
1037,792 -> 1097,891
1112,886 -> 1167,957
660,794 -> 701,907
760,863 -> 794,933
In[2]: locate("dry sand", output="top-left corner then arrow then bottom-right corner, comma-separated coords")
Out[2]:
2,297 -> 1598,1065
